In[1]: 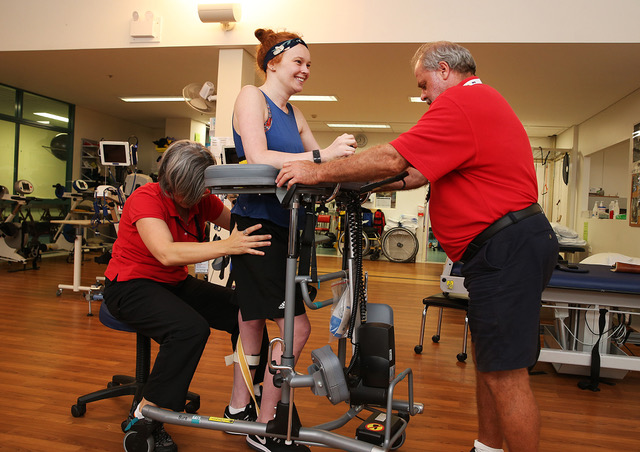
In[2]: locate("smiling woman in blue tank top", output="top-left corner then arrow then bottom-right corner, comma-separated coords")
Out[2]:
229,27 -> 357,452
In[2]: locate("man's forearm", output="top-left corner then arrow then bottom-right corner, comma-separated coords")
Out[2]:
316,143 -> 409,183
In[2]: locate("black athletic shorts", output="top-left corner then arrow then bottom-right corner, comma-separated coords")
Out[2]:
230,214 -> 306,321
461,213 -> 558,372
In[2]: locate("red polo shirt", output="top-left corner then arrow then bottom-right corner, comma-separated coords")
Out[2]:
391,77 -> 538,261
105,183 -> 224,284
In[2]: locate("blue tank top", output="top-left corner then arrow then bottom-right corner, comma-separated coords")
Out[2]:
231,91 -> 305,227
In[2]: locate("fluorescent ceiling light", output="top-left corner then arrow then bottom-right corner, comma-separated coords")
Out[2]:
37,120 -> 50,125
633,130 -> 640,139
327,123 -> 390,129
409,97 -> 425,102
290,95 -> 337,102
34,112 -> 69,123
120,96 -> 186,102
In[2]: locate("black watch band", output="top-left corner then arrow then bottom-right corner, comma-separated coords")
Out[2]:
312,149 -> 321,164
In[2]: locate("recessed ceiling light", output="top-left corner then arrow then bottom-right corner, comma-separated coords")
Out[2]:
409,97 -> 425,103
290,95 -> 337,102
327,123 -> 390,129
120,96 -> 186,102
34,112 -> 69,122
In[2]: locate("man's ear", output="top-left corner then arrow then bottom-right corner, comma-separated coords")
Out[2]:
438,61 -> 451,80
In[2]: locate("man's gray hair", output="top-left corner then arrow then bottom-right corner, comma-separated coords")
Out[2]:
412,41 -> 476,75
158,140 -> 216,207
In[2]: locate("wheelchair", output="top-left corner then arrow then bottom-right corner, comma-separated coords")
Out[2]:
338,221 -> 419,263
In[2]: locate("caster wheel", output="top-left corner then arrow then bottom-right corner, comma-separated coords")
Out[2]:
431,334 -> 440,343
414,345 -> 423,354
457,352 -> 467,362
123,430 -> 154,452
56,289 -> 62,296
71,403 -> 86,417
185,397 -> 200,413
121,419 -> 129,433
391,432 -> 406,450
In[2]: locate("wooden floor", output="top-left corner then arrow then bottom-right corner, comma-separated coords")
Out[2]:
1,253 -> 639,451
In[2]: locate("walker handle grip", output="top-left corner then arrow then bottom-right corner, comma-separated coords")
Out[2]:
359,171 -> 409,194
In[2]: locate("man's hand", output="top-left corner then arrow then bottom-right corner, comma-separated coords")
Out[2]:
276,161 -> 320,188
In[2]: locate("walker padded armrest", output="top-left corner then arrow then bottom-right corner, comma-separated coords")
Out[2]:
204,163 -> 364,208
204,164 -> 279,194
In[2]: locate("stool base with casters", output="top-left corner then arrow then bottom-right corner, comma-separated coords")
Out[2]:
414,293 -> 469,362
71,302 -> 200,427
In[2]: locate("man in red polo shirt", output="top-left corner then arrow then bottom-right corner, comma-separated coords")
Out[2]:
277,42 -> 558,452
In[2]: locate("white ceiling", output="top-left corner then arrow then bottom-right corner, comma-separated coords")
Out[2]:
1,42 -> 640,139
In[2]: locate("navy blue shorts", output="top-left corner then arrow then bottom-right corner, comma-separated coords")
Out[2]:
461,213 -> 558,372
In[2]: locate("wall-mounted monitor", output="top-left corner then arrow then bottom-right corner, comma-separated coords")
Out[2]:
99,141 -> 131,166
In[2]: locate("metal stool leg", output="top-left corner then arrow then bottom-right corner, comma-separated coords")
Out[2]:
457,313 -> 469,362
433,307 -> 443,342
414,306 -> 428,354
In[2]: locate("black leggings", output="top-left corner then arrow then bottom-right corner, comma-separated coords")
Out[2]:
104,275 -> 267,411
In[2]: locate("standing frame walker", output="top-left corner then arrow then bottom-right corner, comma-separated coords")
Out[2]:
125,164 -> 423,452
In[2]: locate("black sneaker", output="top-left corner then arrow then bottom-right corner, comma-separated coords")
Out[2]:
246,434 -> 310,452
123,416 -> 177,452
223,402 -> 257,435
153,424 -> 178,452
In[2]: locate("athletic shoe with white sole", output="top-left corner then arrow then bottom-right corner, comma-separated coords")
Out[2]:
223,401 -> 257,435
246,434 -> 310,452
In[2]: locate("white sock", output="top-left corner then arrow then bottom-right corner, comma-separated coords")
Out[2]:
134,403 -> 144,419
254,384 -> 262,396
474,440 -> 504,452
228,405 -> 247,415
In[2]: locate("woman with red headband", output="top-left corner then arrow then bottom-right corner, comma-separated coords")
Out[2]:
228,28 -> 357,452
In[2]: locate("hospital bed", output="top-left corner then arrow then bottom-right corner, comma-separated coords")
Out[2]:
539,263 -> 640,389
415,258 -> 640,391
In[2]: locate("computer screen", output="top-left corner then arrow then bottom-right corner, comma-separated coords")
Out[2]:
99,141 -> 131,166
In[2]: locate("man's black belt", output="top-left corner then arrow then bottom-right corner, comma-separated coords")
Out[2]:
461,203 -> 543,263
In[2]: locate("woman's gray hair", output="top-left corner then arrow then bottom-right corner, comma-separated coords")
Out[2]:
158,139 -> 216,207
411,41 -> 476,75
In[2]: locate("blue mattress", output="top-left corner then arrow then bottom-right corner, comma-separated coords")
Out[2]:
548,264 -> 640,295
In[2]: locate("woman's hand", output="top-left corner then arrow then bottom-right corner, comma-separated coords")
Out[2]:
320,133 -> 357,162
224,224 -> 271,256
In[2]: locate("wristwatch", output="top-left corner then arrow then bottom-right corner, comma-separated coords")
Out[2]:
312,149 -> 321,164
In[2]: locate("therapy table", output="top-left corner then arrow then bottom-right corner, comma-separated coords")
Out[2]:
539,263 -> 640,388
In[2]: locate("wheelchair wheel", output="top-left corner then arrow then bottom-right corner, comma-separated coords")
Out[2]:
337,231 -> 370,256
380,227 -> 419,263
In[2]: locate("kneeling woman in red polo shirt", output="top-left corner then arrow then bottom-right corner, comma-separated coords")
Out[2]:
104,139 -> 271,452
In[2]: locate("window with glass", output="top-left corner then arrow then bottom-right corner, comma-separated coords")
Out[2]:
0,120 -> 16,189
22,92 -> 71,127
0,85 -> 16,117
0,83 -> 73,198
18,126 -> 70,199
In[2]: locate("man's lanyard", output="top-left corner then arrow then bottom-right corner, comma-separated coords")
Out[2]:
463,78 -> 482,86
